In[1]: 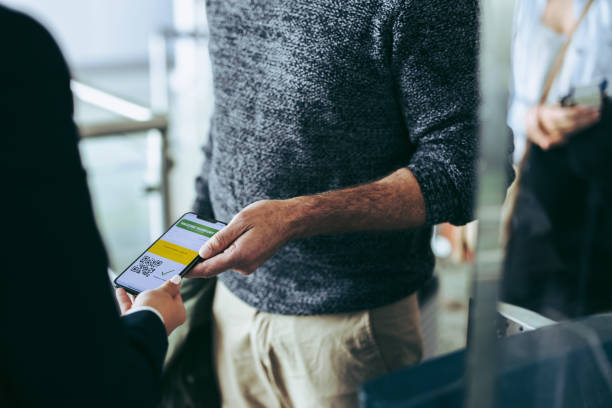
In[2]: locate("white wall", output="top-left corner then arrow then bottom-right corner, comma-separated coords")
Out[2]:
3,0 -> 173,68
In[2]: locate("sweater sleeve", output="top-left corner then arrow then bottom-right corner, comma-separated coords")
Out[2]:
392,0 -> 479,226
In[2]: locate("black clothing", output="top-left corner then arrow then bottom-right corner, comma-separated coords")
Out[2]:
0,7 -> 168,407
503,97 -> 612,319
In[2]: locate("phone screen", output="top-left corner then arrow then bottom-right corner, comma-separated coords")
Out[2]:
114,213 -> 226,294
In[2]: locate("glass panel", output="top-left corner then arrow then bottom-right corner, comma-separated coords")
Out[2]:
472,0 -> 612,406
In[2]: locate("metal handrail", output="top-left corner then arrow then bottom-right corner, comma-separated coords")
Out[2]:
78,116 -> 168,139
71,81 -> 154,122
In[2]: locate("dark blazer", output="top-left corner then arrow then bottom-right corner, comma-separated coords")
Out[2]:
0,6 -> 168,407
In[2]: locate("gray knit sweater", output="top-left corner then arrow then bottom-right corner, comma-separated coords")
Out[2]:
194,0 -> 479,315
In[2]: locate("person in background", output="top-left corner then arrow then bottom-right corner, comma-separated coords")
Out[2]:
183,0 -> 480,406
507,0 -> 609,162
503,0 -> 612,319
0,6 -> 186,407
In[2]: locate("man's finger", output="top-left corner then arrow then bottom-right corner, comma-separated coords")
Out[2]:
115,288 -> 133,314
199,220 -> 244,259
188,249 -> 239,278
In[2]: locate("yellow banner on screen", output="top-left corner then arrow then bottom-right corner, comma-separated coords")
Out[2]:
148,240 -> 198,265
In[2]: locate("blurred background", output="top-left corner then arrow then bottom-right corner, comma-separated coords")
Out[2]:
3,0 -> 515,362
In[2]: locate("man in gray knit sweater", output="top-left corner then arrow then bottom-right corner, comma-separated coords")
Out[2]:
188,0 -> 478,406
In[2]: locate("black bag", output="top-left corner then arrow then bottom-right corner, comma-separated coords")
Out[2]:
502,97 -> 612,319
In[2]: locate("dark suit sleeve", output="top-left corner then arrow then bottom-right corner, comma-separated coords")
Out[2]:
0,7 -> 168,407
121,311 -> 169,380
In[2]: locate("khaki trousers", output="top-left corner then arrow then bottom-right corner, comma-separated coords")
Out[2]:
212,281 -> 423,408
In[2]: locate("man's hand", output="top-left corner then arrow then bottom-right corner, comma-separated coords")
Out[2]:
526,104 -> 600,150
187,200 -> 299,278
187,168 -> 426,279
115,275 -> 186,335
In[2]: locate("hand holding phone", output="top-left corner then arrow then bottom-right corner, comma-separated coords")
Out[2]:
114,212 -> 226,295
115,276 -> 185,335
527,103 -> 601,150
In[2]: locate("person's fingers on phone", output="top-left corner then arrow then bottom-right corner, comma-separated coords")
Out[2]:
133,284 -> 186,335
568,105 -> 599,116
189,241 -> 241,277
528,105 -> 572,149
569,108 -> 601,133
543,105 -> 600,135
199,215 -> 249,259
553,107 -> 597,133
553,110 -> 578,130
535,106 -> 554,136
115,288 -> 133,314
536,107 -> 577,147
540,105 -> 580,133
159,275 -> 182,298
540,106 -> 569,133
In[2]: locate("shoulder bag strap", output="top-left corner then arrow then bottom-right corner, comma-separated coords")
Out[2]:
539,0 -> 596,104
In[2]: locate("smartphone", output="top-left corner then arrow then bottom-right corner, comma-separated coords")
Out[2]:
114,212 -> 226,295
560,80 -> 607,109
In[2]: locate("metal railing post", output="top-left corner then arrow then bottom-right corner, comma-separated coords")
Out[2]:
160,127 -> 171,229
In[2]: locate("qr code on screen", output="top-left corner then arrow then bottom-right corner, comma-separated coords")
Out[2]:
130,255 -> 163,277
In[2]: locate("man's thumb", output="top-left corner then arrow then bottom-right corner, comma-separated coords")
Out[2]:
199,215 -> 243,259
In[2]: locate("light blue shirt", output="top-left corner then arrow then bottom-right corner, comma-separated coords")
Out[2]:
508,0 -> 612,163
